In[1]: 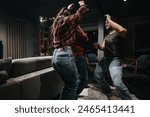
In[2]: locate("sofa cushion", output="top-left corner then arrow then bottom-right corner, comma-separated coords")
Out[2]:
10,56 -> 52,78
0,78 -> 20,99
0,58 -> 12,78
0,70 -> 8,84
0,57 -> 12,81
35,56 -> 52,71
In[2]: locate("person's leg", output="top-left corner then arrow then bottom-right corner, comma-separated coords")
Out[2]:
109,58 -> 132,100
52,47 -> 78,100
94,62 -> 112,94
75,56 -> 88,95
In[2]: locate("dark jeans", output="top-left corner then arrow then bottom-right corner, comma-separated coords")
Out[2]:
52,46 -> 78,100
74,55 -> 88,95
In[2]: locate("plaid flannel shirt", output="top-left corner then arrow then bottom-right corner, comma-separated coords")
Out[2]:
71,25 -> 87,56
53,5 -> 89,48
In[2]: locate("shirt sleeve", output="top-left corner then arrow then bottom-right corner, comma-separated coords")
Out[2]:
65,5 -> 89,28
77,25 -> 87,40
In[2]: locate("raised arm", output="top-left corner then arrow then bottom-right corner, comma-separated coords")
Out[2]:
66,0 -> 89,25
105,14 -> 127,38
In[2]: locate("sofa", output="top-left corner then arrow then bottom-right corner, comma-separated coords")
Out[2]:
0,56 -> 64,100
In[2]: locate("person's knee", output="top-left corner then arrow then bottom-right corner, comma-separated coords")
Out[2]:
112,74 -> 122,87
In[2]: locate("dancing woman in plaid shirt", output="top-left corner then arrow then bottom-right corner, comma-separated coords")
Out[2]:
51,0 -> 89,100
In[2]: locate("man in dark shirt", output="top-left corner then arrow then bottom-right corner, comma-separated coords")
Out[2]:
51,0 -> 89,100
94,14 -> 132,100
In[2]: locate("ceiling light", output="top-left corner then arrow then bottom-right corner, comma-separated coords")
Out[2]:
39,16 -> 47,23
39,16 -> 55,23
123,0 -> 127,2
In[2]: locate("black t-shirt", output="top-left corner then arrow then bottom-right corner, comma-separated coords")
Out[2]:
104,31 -> 124,58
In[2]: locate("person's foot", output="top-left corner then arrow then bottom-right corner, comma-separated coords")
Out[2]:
111,89 -> 120,97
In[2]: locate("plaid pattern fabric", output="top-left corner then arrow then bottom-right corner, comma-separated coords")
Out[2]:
53,5 -> 89,48
72,26 -> 87,56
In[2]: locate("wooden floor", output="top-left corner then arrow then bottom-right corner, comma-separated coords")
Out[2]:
78,83 -> 139,100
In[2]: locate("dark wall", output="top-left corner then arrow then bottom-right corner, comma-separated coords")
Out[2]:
134,25 -> 150,50
85,31 -> 98,55
120,16 -> 150,59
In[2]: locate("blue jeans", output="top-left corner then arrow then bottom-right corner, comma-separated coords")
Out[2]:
94,57 -> 132,100
52,46 -> 78,100
74,55 -> 88,95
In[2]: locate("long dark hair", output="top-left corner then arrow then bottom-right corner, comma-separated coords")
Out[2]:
51,7 -> 66,39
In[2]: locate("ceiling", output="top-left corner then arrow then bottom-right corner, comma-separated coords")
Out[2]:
0,0 -> 150,24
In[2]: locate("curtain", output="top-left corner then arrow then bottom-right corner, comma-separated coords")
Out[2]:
6,18 -> 26,59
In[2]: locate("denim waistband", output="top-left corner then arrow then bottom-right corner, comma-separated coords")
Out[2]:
53,46 -> 73,57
